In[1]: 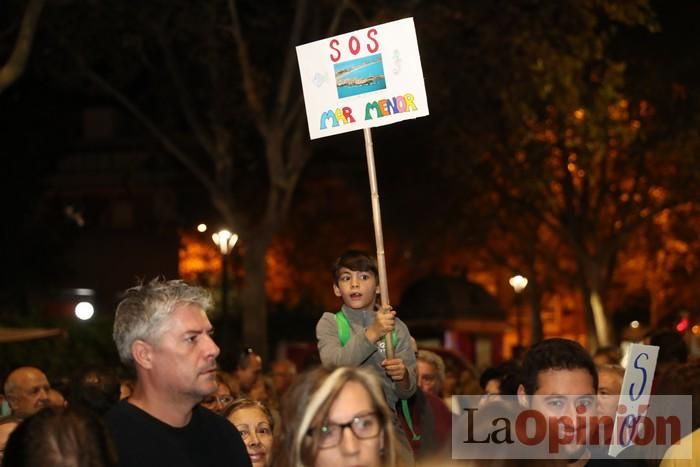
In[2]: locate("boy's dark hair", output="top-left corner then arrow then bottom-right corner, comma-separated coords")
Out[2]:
521,338 -> 598,395
332,250 -> 378,284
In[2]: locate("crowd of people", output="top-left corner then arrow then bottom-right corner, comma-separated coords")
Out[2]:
0,250 -> 698,467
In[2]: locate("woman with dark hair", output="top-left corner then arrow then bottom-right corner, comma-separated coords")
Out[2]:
271,366 -> 399,467
224,398 -> 274,467
2,406 -> 117,467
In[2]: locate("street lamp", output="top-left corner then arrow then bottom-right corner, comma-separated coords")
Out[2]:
212,229 -> 239,315
74,301 -> 95,320
509,274 -> 528,349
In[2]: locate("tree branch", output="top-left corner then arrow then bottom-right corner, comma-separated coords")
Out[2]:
0,0 -> 45,94
227,0 -> 269,136
155,30 -> 216,159
79,65 -> 233,223
273,0 -> 308,122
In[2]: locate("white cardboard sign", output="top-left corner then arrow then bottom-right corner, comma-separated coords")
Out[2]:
608,343 -> 659,457
296,17 -> 429,140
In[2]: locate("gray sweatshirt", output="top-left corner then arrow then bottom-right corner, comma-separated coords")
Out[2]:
316,304 -> 417,410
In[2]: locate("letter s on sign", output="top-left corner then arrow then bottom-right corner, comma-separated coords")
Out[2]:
629,353 -> 648,402
367,28 -> 379,53
329,39 -> 341,63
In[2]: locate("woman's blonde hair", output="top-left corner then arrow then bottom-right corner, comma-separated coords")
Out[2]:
271,366 -> 398,467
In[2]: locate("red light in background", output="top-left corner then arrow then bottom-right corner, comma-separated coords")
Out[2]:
676,317 -> 689,333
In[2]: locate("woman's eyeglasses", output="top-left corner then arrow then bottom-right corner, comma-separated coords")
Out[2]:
202,395 -> 235,407
307,412 -> 381,449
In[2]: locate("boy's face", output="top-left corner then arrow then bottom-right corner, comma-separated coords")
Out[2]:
333,267 -> 379,310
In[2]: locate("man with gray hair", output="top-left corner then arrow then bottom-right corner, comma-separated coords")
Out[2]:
105,279 -> 250,467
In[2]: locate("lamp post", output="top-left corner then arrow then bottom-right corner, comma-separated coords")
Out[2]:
212,229 -> 239,315
509,274 -> 528,349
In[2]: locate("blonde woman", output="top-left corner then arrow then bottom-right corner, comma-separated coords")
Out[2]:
272,366 -> 399,467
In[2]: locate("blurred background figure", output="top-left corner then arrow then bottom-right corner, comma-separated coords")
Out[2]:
592,346 -> 622,367
272,366 -> 401,467
658,360 -> 700,467
0,416 -> 21,463
442,362 -> 460,407
118,378 -> 134,400
479,360 -> 522,401
457,365 -> 483,397
67,368 -> 120,417
596,364 -> 624,444
397,344 -> 452,461
649,329 -> 689,367
269,359 -> 297,397
2,406 -> 117,467
225,398 -> 275,467
200,370 -> 237,415
416,350 -> 445,397
47,388 -> 67,408
3,367 -> 50,418
235,348 -> 263,397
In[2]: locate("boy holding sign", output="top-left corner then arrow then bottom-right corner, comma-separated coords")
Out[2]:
316,250 -> 417,461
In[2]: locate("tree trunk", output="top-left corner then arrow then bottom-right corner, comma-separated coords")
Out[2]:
238,230 -> 271,363
528,277 -> 543,344
526,241 -> 543,344
581,260 -> 613,349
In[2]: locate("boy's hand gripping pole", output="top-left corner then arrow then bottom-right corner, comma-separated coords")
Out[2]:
363,128 -> 394,359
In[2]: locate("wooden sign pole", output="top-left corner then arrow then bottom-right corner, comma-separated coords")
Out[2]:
363,127 -> 394,359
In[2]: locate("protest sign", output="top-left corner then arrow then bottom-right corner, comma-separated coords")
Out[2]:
297,18 -> 429,357
296,17 -> 429,140
609,343 -> 659,457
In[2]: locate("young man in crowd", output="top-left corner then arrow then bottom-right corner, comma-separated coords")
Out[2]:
518,338 -> 641,466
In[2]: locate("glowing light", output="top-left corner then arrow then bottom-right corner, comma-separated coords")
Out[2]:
676,317 -> 689,333
212,229 -> 239,255
630,320 -> 640,329
692,325 -> 700,335
509,275 -> 528,294
75,302 -> 94,320
197,224 -> 207,232
574,109 -> 585,120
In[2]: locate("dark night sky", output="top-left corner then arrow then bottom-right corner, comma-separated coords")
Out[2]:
2,0 -> 700,312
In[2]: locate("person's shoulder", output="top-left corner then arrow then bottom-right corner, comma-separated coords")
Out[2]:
192,405 -> 237,433
424,391 -> 452,416
104,400 -> 155,449
394,316 -> 412,335
192,407 -> 250,462
105,399 -> 135,426
395,315 -> 409,327
316,312 -> 337,328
